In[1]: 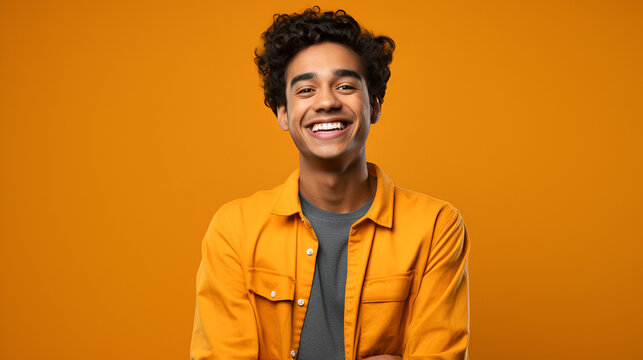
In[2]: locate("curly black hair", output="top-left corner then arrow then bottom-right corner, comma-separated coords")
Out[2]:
255,6 -> 395,115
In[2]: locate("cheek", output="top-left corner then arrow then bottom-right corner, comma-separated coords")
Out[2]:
348,96 -> 370,115
287,103 -> 307,124
356,105 -> 372,124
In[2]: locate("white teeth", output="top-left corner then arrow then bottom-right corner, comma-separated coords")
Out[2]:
311,122 -> 345,132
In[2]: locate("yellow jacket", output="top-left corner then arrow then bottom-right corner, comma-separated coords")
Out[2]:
191,163 -> 470,360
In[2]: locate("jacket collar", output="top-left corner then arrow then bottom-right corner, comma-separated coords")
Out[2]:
271,162 -> 394,228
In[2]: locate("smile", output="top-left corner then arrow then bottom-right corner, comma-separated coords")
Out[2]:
311,122 -> 345,132
306,120 -> 352,139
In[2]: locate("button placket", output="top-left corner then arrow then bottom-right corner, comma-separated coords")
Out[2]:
292,213 -> 317,356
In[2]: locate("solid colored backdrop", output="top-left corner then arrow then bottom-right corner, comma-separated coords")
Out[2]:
1,0 -> 641,359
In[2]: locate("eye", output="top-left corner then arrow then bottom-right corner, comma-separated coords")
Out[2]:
296,88 -> 314,95
337,84 -> 357,91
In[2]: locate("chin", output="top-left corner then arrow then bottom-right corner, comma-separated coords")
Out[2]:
311,148 -> 361,163
312,152 -> 344,161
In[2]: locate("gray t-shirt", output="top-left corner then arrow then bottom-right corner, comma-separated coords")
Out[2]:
297,193 -> 373,360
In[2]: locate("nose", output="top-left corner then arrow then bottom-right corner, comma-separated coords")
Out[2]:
312,86 -> 341,112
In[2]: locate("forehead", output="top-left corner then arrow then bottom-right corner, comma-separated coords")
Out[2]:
285,42 -> 365,81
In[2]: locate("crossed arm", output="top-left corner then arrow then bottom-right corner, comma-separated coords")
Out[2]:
365,209 -> 469,359
191,207 -> 469,359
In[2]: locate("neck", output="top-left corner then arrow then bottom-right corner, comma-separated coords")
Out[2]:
298,154 -> 376,213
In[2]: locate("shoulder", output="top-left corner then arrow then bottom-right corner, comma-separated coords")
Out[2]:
392,186 -> 463,233
207,182 -> 286,233
394,186 -> 460,216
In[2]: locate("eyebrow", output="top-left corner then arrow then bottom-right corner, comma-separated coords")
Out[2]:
289,69 -> 363,89
334,69 -> 363,81
290,73 -> 315,88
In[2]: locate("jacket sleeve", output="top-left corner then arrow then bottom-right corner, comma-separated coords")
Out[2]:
190,207 -> 259,360
403,207 -> 470,360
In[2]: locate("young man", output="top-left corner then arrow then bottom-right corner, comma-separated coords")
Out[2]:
191,7 -> 470,360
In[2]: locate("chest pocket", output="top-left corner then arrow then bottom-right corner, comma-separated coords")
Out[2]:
358,272 -> 414,358
247,268 -> 294,359
248,268 -> 295,301
362,273 -> 413,302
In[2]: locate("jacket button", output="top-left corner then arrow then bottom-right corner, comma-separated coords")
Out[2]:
297,299 -> 305,306
270,290 -> 276,298
290,350 -> 296,358
306,248 -> 314,256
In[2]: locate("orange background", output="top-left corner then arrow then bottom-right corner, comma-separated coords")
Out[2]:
1,0 -> 641,359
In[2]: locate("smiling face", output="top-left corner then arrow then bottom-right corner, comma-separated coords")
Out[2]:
277,42 -> 380,165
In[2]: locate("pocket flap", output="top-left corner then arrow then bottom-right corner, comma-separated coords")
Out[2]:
248,268 -> 295,301
361,272 -> 413,303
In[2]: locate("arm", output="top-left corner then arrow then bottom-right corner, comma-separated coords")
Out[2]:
403,208 -> 470,360
190,208 -> 259,360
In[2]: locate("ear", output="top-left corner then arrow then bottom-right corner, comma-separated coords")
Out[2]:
370,97 -> 381,124
276,105 -> 289,131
